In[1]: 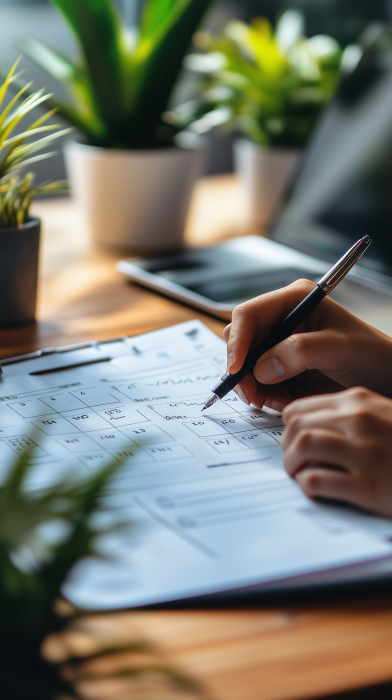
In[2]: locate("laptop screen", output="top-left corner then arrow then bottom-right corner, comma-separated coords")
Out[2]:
271,25 -> 392,284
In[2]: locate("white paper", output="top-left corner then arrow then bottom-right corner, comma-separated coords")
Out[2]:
1,320 -> 392,609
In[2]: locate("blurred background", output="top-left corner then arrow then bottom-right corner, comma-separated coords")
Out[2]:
1,0 -> 392,181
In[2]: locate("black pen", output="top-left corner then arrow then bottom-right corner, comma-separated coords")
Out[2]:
202,235 -> 372,412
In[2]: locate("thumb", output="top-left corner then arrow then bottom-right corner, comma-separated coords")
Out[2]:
253,329 -> 349,384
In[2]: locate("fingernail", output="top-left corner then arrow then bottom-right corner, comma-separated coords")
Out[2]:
271,400 -> 284,412
238,388 -> 250,406
226,352 -> 234,374
254,357 -> 285,383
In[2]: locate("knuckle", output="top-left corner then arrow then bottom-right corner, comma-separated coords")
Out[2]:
350,407 -> 375,433
338,388 -> 379,434
232,301 -> 251,319
282,399 -> 302,421
286,414 -> 303,435
286,333 -> 308,361
299,471 -> 322,496
223,332 -> 231,345
295,429 -> 314,452
283,446 -> 300,474
290,278 -> 316,295
347,387 -> 373,402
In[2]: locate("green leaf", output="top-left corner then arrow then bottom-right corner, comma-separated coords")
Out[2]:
21,36 -> 107,141
140,0 -> 177,38
21,36 -> 82,86
0,441 -> 123,573
19,0 -> 214,148
15,151 -> 58,169
2,128 -> 71,169
0,82 -> 33,133
129,0 -> 215,145
49,0 -> 127,131
0,91 -> 49,146
3,125 -> 62,148
51,98 -> 105,139
0,57 -> 22,114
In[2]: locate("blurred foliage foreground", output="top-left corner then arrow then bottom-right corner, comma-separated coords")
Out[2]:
0,447 -> 206,700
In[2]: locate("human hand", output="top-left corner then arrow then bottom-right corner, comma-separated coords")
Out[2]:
224,279 -> 392,411
281,387 -> 392,518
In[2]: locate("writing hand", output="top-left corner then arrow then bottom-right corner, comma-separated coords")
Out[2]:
224,280 -> 392,411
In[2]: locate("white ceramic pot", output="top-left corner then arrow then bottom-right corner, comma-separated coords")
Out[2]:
234,139 -> 302,230
64,141 -> 205,251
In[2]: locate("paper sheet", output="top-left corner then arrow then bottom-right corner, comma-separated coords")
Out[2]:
1,320 -> 392,608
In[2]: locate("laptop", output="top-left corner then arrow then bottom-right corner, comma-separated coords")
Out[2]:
117,24 -> 392,326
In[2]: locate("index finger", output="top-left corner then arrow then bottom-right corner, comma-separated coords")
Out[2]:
227,279 -> 316,374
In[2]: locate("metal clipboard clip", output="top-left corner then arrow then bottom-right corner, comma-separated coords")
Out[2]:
0,335 -> 142,378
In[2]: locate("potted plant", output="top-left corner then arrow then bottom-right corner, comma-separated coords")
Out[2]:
174,10 -> 344,229
0,446 -> 121,700
22,0 -> 215,251
0,444 -> 204,700
0,60 -> 68,329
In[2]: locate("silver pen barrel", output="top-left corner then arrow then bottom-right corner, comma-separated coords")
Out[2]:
317,235 -> 372,295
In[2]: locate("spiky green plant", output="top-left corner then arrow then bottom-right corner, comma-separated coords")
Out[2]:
171,10 -> 344,148
0,443 -> 126,700
0,443 -> 207,700
0,173 -> 67,228
22,0 -> 215,150
0,58 -> 69,228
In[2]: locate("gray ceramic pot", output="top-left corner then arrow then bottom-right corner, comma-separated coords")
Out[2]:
0,217 -> 41,328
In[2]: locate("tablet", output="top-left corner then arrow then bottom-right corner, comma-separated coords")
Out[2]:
116,236 -> 329,320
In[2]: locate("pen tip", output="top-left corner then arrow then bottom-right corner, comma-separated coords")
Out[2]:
202,394 -> 219,412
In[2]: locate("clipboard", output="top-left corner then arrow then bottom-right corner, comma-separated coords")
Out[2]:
0,335 -> 143,379
1,328 -> 392,609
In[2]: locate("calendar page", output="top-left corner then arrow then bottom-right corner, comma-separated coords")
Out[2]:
1,321 -> 392,608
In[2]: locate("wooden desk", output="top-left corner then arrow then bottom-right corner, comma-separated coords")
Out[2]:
3,176 -> 392,700
0,175 -> 250,359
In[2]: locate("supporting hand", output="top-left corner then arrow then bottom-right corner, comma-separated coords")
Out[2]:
282,388 -> 392,517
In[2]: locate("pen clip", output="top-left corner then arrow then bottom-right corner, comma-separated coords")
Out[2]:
318,235 -> 372,294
